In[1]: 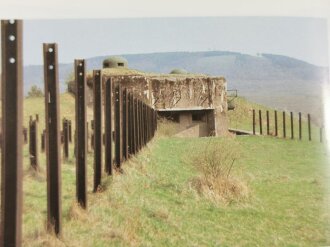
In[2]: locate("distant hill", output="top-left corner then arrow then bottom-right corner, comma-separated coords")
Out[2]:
24,51 -> 328,123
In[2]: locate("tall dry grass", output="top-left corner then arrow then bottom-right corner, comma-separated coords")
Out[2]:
188,138 -> 249,205
156,117 -> 179,137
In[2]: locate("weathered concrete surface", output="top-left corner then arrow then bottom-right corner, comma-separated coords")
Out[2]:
68,68 -> 228,136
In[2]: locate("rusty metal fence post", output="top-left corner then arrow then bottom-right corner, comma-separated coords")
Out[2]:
63,118 -> 69,159
283,111 -> 286,138
132,96 -> 137,154
258,110 -> 262,135
127,92 -> 132,156
299,112 -> 302,140
308,114 -> 311,141
266,110 -> 269,135
93,70 -> 102,192
29,120 -> 39,170
274,110 -> 278,137
104,78 -> 113,175
122,88 -> 128,160
252,109 -> 256,135
23,127 -> 28,144
135,98 -> 140,151
68,120 -> 72,143
115,84 -> 123,168
43,43 -> 62,235
41,130 -> 45,152
1,19 -> 24,246
290,112 -> 294,139
75,59 -> 87,209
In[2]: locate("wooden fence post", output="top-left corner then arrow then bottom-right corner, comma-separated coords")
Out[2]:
75,59 -> 87,209
93,70 -> 102,192
1,19 -> 24,246
104,78 -> 113,175
43,43 -> 62,234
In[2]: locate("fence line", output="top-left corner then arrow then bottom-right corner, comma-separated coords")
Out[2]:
252,108 -> 324,143
0,19 -> 157,244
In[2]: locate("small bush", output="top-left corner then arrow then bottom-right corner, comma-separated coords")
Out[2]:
27,85 -> 44,98
189,138 -> 249,204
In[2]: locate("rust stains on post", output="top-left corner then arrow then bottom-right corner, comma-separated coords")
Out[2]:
75,59 -> 87,209
1,19 -> 23,246
43,43 -> 62,235
93,70 -> 102,192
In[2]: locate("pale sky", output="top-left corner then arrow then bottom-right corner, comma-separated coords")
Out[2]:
23,17 -> 328,66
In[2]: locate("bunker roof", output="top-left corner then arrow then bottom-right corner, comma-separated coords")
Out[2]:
170,68 -> 188,74
103,56 -> 128,68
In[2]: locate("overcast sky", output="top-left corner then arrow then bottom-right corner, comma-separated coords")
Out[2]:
22,17 -> 328,66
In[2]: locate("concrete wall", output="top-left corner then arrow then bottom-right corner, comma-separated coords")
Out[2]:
80,73 -> 228,136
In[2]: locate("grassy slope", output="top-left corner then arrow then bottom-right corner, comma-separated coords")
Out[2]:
22,94 -> 329,246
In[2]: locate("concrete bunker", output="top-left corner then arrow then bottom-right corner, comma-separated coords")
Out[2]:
68,57 -> 229,137
103,56 -> 128,69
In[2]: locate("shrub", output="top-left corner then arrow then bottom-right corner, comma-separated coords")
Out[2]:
27,85 -> 44,98
189,138 -> 249,204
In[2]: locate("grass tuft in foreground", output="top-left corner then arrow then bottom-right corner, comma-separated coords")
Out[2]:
187,137 -> 249,205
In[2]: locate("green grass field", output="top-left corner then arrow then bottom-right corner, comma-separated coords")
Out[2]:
20,94 -> 330,246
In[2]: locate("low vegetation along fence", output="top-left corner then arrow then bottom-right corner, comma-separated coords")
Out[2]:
252,109 -> 324,142
0,20 -> 157,246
